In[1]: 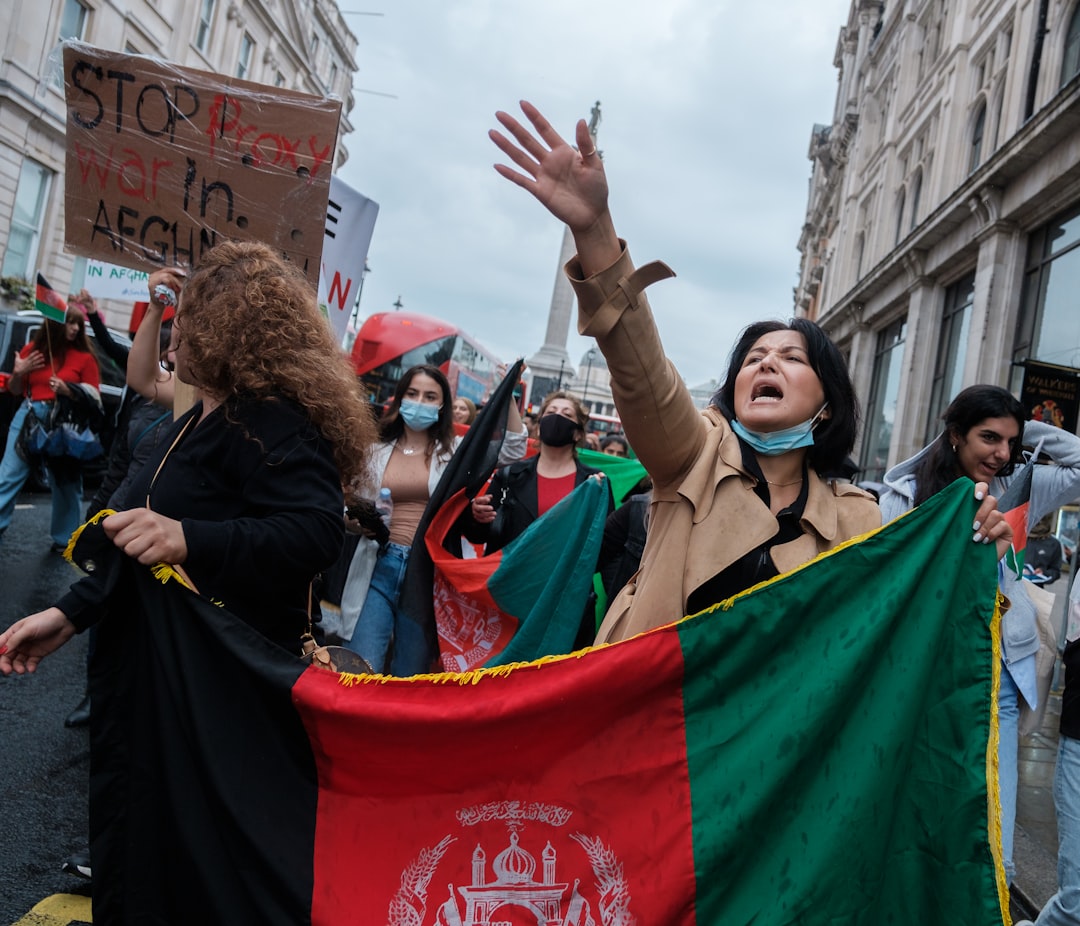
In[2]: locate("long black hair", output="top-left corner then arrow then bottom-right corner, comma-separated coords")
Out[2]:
379,364 -> 455,458
713,318 -> 860,475
912,384 -> 1026,505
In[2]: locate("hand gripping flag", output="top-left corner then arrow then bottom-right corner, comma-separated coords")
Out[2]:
394,360 -> 526,675
429,476 -> 610,671
78,479 -> 1009,925
35,272 -> 68,323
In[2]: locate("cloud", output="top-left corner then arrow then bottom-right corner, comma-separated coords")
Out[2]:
338,0 -> 849,387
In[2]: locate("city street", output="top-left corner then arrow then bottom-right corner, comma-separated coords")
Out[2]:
0,491 -> 92,924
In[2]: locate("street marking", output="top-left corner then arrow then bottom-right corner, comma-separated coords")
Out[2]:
12,894 -> 92,925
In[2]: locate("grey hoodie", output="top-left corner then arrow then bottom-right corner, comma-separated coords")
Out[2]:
877,419 -> 1080,702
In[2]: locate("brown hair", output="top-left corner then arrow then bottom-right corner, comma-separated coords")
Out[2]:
177,241 -> 377,485
538,390 -> 589,448
31,310 -> 96,367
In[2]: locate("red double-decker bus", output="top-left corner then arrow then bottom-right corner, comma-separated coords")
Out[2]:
349,311 -> 503,407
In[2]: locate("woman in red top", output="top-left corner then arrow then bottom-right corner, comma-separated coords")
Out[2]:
0,307 -> 101,550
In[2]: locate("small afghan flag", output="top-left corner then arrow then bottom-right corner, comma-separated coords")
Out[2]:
78,478 -> 1008,924
998,450 -> 1038,578
35,272 -> 67,323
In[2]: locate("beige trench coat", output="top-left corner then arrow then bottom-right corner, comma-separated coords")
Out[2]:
565,245 -> 882,645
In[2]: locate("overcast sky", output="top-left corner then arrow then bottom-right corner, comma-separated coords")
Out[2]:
335,0 -> 852,389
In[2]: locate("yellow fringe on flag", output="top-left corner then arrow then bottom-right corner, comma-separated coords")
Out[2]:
62,508 -> 117,563
988,591 -> 1009,925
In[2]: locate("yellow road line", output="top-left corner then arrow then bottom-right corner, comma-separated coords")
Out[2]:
12,893 -> 91,925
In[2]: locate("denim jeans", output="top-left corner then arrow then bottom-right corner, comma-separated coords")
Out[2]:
1036,735 -> 1080,926
345,542 -> 410,674
0,400 -> 84,547
1000,666 -> 1020,885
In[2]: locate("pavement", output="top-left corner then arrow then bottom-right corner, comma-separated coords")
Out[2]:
1013,569 -> 1073,921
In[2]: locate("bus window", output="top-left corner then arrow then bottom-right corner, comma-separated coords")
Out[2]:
588,413 -> 623,436
351,311 -> 502,407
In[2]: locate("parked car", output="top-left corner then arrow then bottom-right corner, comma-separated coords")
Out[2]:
0,309 -> 131,490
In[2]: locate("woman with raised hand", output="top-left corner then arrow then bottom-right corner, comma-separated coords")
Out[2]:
488,101 -> 1010,644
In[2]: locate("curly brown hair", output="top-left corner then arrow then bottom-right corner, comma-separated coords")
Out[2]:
177,241 -> 376,485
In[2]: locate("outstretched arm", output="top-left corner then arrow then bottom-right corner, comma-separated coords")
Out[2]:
127,269 -> 180,408
491,101 -> 621,276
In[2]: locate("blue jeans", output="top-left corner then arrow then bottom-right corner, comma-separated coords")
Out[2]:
1000,666 -> 1020,885
1036,735 -> 1080,926
0,400 -> 83,547
345,542 -> 410,675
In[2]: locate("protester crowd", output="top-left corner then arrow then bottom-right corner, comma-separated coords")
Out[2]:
0,100 -> 1079,922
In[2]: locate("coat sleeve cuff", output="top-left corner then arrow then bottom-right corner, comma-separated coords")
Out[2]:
565,241 -> 676,339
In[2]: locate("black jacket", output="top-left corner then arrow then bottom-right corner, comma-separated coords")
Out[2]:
464,455 -> 612,554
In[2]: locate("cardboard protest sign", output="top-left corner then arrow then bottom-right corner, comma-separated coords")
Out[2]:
317,175 -> 379,343
62,41 -> 341,286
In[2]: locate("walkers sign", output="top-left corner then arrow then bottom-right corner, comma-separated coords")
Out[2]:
61,41 -> 340,285
1020,359 -> 1080,434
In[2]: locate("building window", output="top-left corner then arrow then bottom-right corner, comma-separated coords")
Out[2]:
58,0 -> 88,41
1012,206 -> 1080,382
236,32 -> 254,79
1063,4 -> 1080,86
894,187 -> 906,246
969,101 -> 986,173
275,71 -> 286,88
2,160 -> 53,280
925,273 -> 975,442
909,169 -> 923,232
860,317 -> 908,481
327,61 -> 338,92
854,231 -> 866,281
310,32 -> 320,57
195,0 -> 216,53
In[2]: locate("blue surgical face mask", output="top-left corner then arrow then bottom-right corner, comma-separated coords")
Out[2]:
731,403 -> 829,456
399,399 -> 441,431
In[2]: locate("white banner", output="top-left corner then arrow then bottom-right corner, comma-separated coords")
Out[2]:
81,259 -> 151,301
318,175 -> 379,344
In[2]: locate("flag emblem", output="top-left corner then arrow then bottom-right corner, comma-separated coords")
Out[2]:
390,801 -> 632,926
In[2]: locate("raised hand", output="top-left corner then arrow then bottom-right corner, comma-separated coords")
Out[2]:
491,101 -> 621,274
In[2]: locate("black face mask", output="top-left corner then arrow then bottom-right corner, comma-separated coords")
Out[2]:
539,413 -> 580,447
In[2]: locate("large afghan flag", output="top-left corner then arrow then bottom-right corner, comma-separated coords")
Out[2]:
81,479 -> 1008,925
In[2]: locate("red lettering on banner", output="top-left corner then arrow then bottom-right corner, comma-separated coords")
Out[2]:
326,271 -> 353,311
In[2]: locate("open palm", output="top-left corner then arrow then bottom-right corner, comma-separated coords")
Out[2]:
491,101 -> 608,234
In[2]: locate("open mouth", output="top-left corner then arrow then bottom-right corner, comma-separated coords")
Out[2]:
751,384 -> 784,402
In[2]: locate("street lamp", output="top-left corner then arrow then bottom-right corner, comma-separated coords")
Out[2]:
557,358 -> 565,391
582,346 -> 598,413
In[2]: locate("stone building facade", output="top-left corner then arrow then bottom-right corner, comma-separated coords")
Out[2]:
0,0 -> 357,321
797,0 -> 1080,480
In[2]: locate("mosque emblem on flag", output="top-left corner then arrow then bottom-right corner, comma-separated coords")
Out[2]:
387,801 -> 635,926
